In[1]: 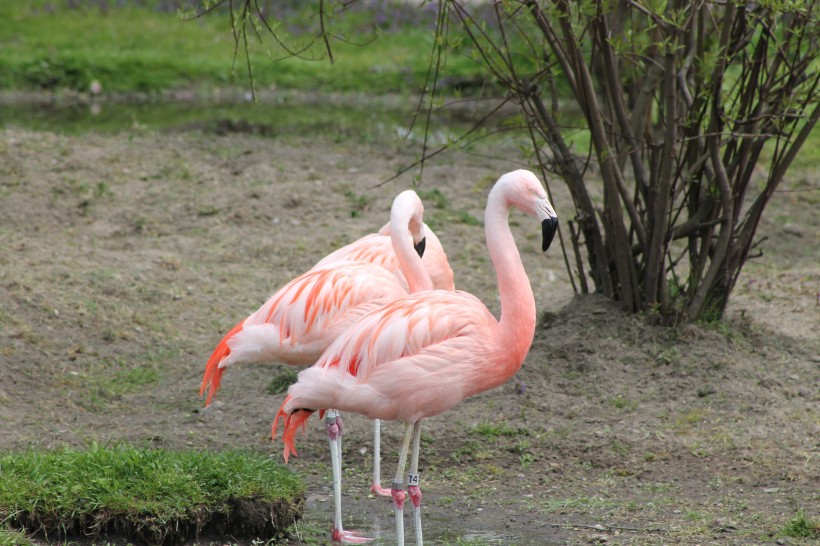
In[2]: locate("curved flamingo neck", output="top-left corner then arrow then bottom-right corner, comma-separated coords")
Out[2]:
391,192 -> 434,293
485,183 -> 536,369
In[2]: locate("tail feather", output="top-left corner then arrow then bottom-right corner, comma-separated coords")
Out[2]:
201,320 -> 244,406
272,396 -> 314,463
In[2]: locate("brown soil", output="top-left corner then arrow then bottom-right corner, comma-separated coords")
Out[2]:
0,125 -> 817,546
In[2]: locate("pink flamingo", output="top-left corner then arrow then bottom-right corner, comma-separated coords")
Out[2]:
273,169 -> 559,546
201,190 -> 442,543
310,208 -> 454,499
323,221 -> 453,498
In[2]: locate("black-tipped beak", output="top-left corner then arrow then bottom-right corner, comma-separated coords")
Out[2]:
414,237 -> 427,258
541,217 -> 558,252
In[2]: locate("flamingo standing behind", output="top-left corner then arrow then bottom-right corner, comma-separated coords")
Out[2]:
273,169 -> 558,546
201,190 -> 440,543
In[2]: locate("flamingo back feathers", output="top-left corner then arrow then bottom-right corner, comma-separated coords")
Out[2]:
279,290 -> 499,424
313,235 -> 400,278
316,290 -> 489,378
250,264 -> 407,349
201,262 -> 409,404
316,224 -> 455,291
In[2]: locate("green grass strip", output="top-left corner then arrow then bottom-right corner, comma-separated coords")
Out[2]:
0,2 -> 485,94
0,444 -> 305,544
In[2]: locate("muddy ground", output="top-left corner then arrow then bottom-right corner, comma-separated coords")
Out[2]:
0,120 -> 817,545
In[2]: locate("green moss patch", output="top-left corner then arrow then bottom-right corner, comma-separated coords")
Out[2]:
0,444 -> 304,544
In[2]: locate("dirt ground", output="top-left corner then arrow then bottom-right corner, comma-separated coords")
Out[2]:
0,121 -> 817,546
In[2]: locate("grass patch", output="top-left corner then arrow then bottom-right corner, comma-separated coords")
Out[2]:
608,394 -> 639,411
76,353 -> 169,411
0,444 -> 305,544
342,188 -> 373,218
540,495 -> 619,513
0,525 -> 34,546
781,511 -> 820,539
0,2 -> 485,94
266,368 -> 299,395
470,419 -> 518,438
440,536 -> 492,545
417,188 -> 450,209
414,187 -> 483,231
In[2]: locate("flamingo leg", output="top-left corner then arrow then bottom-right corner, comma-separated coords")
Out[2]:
392,422 -> 415,546
407,420 -> 423,546
326,410 -> 371,544
370,419 -> 391,496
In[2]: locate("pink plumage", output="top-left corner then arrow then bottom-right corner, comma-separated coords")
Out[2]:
272,169 -> 559,545
201,264 -> 409,404
274,170 -> 558,456
200,190 -> 445,404
314,222 -> 454,291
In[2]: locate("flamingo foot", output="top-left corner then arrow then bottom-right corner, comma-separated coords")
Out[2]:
331,527 -> 373,544
408,485 -> 422,508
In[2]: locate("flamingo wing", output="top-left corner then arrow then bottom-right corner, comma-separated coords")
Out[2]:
201,262 -> 408,403
283,290 -> 497,423
248,263 -> 402,344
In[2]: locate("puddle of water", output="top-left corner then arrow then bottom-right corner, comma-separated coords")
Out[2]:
304,490 -> 557,545
305,513 -> 550,545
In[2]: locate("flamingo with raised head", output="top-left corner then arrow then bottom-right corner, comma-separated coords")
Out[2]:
311,206 -> 455,502
273,169 -> 559,546
201,190 -> 440,543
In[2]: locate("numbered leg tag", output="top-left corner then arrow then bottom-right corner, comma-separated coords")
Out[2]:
407,473 -> 420,486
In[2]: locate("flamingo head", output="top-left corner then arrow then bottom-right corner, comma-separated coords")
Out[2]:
499,169 -> 559,252
414,234 -> 426,258
391,190 -> 427,258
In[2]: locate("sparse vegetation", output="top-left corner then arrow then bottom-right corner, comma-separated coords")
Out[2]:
417,188 -> 450,210
471,419 -> 518,438
414,188 -> 483,231
342,188 -> 372,218
781,511 -> 820,539
608,394 -> 639,412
